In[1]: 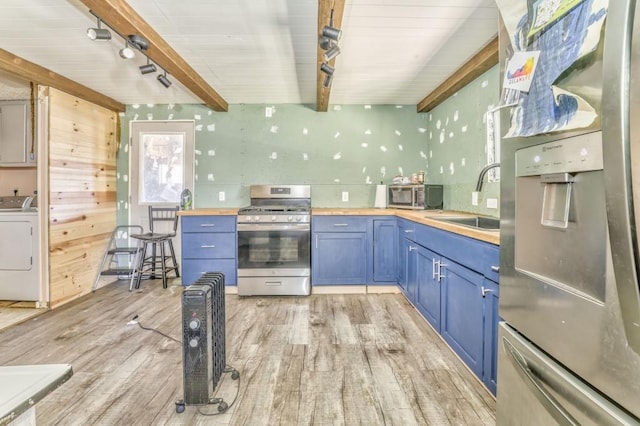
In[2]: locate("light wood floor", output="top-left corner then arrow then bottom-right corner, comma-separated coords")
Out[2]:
0,300 -> 45,332
0,281 -> 496,425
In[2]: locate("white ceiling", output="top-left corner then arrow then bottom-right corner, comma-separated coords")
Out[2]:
0,0 -> 498,106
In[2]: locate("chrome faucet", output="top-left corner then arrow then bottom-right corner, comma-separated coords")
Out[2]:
475,163 -> 500,192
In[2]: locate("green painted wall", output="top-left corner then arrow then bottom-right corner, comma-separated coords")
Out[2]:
117,104 -> 429,218
116,66 -> 499,222
425,65 -> 500,216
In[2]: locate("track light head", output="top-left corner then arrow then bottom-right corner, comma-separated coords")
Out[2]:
320,62 -> 334,76
87,17 -> 111,40
324,44 -> 341,61
157,71 -> 172,88
127,34 -> 149,51
319,36 -> 332,50
139,61 -> 157,75
322,25 -> 342,42
119,45 -> 135,59
323,74 -> 333,88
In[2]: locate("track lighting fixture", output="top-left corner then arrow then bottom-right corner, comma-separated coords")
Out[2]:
319,36 -> 332,51
139,59 -> 157,75
87,17 -> 111,41
322,25 -> 342,42
320,63 -> 334,76
324,44 -> 341,61
323,74 -> 333,88
119,42 -> 135,59
157,71 -> 172,88
127,34 -> 149,51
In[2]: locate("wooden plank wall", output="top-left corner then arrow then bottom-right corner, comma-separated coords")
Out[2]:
47,88 -> 118,308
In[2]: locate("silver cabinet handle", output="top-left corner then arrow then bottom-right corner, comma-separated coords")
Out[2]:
315,234 -> 318,249
438,262 -> 447,281
199,224 -> 216,227
333,223 -> 349,227
200,245 -> 216,248
404,229 -> 414,233
481,286 -> 495,297
432,258 -> 440,280
408,245 -> 416,252
491,265 -> 500,272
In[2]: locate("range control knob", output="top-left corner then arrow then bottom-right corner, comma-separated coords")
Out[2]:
296,216 -> 302,222
271,216 -> 277,221
287,216 -> 293,222
189,319 -> 200,330
254,216 -> 260,222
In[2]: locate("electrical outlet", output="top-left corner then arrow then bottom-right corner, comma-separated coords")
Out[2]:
487,198 -> 498,209
472,191 -> 479,206
342,191 -> 349,202
218,191 -> 225,201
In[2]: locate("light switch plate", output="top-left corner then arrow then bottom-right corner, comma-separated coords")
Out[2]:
487,198 -> 498,209
342,191 -> 349,202
218,191 -> 225,201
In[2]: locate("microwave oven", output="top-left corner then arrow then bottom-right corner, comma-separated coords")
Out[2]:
388,184 -> 443,210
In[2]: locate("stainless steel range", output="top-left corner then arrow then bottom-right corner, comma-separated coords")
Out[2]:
236,185 -> 311,296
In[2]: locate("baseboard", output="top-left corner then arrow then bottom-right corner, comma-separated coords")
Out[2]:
312,285 -> 367,294
366,285 -> 401,294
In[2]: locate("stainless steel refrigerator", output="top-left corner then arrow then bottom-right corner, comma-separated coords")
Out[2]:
497,1 -> 640,424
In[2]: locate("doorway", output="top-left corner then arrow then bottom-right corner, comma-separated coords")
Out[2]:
129,120 -> 195,272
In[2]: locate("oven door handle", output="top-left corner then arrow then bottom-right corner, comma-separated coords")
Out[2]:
237,223 -> 310,232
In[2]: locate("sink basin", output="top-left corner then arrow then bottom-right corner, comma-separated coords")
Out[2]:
431,216 -> 500,231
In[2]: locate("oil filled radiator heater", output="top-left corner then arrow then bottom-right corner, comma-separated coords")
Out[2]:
175,272 -> 238,414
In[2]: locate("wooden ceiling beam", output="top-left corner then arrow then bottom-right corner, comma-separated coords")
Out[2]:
0,49 -> 125,112
79,0 -> 228,112
417,36 -> 499,113
316,0 -> 345,112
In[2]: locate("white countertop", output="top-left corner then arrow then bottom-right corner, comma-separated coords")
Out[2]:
0,364 -> 73,425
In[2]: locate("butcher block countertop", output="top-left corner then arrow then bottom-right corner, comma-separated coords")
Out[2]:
178,208 -> 499,245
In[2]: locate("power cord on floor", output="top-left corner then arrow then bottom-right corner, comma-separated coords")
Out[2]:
195,367 -> 241,416
129,314 -> 181,344
128,314 -> 241,415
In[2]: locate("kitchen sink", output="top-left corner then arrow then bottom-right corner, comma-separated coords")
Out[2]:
431,215 -> 500,231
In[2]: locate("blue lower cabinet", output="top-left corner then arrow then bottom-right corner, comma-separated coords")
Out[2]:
312,232 -> 367,284
372,219 -> 397,283
482,278 -> 500,395
440,260 -> 484,378
180,215 -> 237,286
415,245 -> 441,332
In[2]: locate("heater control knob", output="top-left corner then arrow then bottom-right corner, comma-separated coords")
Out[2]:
189,337 -> 199,348
189,319 -> 200,330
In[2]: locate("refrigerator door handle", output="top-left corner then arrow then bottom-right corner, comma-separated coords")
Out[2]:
602,0 -> 640,354
503,338 -> 579,426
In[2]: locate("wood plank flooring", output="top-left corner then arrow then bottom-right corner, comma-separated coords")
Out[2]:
0,281 -> 495,425
0,300 -> 44,332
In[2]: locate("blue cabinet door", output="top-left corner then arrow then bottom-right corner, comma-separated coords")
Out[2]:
373,219 -> 397,283
312,232 -> 367,284
440,259 -> 484,378
398,238 -> 410,293
482,278 -> 499,395
415,245 -> 441,332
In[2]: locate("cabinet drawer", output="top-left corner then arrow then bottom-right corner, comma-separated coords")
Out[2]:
312,216 -> 368,232
182,233 -> 236,258
398,218 -> 417,241
182,259 -> 237,286
182,215 -> 236,233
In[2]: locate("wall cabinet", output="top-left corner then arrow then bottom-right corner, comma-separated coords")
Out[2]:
0,101 -> 33,166
181,215 -> 237,286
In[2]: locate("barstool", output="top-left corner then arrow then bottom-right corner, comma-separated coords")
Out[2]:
131,206 -> 180,290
